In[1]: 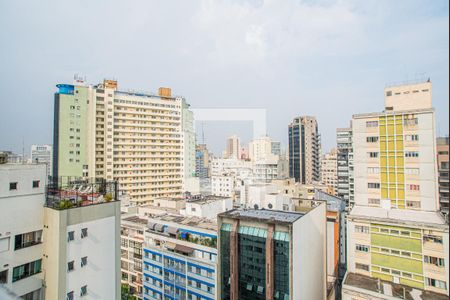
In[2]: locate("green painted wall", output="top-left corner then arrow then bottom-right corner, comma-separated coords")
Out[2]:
56,86 -> 89,178
371,233 -> 422,253
400,278 -> 424,290
371,253 -> 423,274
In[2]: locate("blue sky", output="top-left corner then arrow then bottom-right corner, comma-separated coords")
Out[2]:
0,0 -> 448,156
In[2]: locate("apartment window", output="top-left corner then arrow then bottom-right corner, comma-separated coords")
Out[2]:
424,256 -> 445,267
404,117 -> 418,126
356,244 -> 369,252
0,270 -> 7,284
14,230 -> 43,250
12,259 -> 42,282
403,272 -> 412,278
368,198 -> 380,206
426,278 -> 447,290
406,201 -> 420,208
368,152 -> 379,158
405,151 -> 419,158
405,134 -> 419,141
407,184 -> 420,191
80,285 -> 87,296
366,121 -> 379,127
423,235 -> 443,244
367,167 -> 380,174
356,263 -> 369,271
367,136 -> 379,143
68,231 -> 75,242
386,91 -> 392,97
68,261 -> 75,272
67,291 -> 74,300
355,225 -> 369,234
0,237 -> 9,253
9,182 -> 18,190
81,256 -> 88,267
32,180 -> 40,188
391,270 -> 401,276
405,168 -> 420,175
381,268 -> 390,273
401,251 -> 411,257
368,183 -> 380,189
81,228 -> 88,238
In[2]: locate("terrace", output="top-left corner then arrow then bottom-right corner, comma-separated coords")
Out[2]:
45,177 -> 118,210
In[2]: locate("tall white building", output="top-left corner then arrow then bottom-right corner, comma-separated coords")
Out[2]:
248,136 -> 279,162
0,164 -> 46,299
321,148 -> 338,196
182,99 -> 196,181
31,144 -> 52,179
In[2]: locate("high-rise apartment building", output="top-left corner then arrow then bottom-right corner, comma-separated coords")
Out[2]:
336,126 -> 354,205
437,137 -> 449,214
225,135 -> 240,159
195,144 -> 210,178
342,80 -> 449,298
249,136 -> 279,162
43,179 -> 121,300
182,100 -> 196,180
288,116 -> 321,184
31,144 -> 53,179
321,148 -> 338,196
54,79 -> 192,204
218,207 -> 327,300
0,164 -> 46,299
142,214 -> 218,300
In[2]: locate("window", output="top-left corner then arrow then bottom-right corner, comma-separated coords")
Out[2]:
0,237 -> 10,253
404,117 -> 418,126
68,261 -> 74,272
423,235 -> 443,244
81,256 -> 88,267
368,198 -> 380,206
367,136 -> 379,143
12,259 -> 42,282
0,270 -> 7,284
67,291 -> 74,300
406,201 -> 420,208
81,228 -> 88,238
80,285 -> 87,296
408,184 -> 420,191
368,152 -> 379,158
368,183 -> 380,189
367,167 -> 380,174
9,182 -> 18,190
424,256 -> 445,267
32,180 -> 40,188
14,230 -> 43,250
355,225 -> 369,234
405,168 -> 420,175
403,272 -> 412,278
366,121 -> 379,127
356,244 -> 369,252
426,278 -> 447,290
386,91 -> 392,96
391,270 -> 401,276
405,134 -> 419,141
68,231 -> 75,242
405,151 -> 419,158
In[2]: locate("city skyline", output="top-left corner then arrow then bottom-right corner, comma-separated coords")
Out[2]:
0,1 -> 449,155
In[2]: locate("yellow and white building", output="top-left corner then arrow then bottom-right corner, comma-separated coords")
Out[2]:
342,80 -> 449,299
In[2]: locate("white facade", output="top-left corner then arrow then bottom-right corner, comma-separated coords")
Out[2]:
0,164 -> 46,299
210,158 -> 253,177
248,136 -> 279,162
31,144 -> 52,179
183,197 -> 233,219
321,148 -> 338,196
211,174 -> 236,198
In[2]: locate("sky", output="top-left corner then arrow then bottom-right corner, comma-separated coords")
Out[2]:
0,0 -> 448,156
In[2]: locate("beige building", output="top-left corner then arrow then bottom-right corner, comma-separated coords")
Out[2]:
248,136 -> 279,162
343,80 -> 449,298
321,148 -> 338,196
437,137 -> 449,214
288,116 -> 321,184
54,80 -> 192,204
225,134 -> 240,159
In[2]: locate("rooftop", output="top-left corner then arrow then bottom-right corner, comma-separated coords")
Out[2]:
147,213 -> 217,232
343,272 -> 448,300
122,215 -> 148,225
186,194 -> 231,205
353,107 -> 434,119
219,209 -> 304,224
349,206 -> 448,229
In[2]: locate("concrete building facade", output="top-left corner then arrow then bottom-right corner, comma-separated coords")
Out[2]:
321,148 -> 338,196
337,126 -> 354,206
225,135 -> 240,159
31,144 -> 53,179
437,137 -> 449,214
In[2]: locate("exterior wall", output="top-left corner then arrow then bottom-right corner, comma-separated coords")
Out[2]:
184,198 -> 233,218
337,126 -> 354,205
226,135 -> 240,159
31,144 -> 53,179
437,137 -> 449,214
211,175 -> 235,198
321,148 -> 338,196
249,136 -> 279,162
182,100 -> 196,180
292,203 -> 327,300
384,81 -> 432,111
0,165 -> 46,298
43,201 -> 121,300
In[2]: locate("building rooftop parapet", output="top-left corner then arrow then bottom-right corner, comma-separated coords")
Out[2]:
219,208 -> 306,224
353,107 -> 435,119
